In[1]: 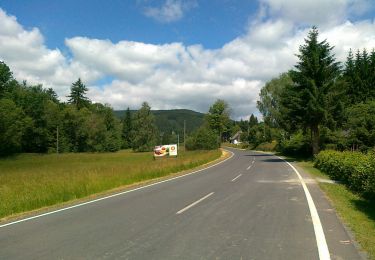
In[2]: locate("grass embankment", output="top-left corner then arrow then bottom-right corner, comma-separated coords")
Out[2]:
294,159 -> 375,259
0,149 -> 221,220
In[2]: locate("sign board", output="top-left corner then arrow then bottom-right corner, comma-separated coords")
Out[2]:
154,144 -> 178,158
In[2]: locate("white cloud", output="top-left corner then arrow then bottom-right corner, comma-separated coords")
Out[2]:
258,0 -> 373,27
143,0 -> 197,23
1,5 -> 375,119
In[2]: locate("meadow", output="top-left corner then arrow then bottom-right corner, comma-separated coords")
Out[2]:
0,149 -> 221,219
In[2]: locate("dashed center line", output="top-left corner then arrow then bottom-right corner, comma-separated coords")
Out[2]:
176,192 -> 214,215
231,174 -> 242,182
247,162 -> 254,170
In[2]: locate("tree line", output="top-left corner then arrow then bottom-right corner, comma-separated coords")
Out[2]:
0,62 -> 165,156
0,60 -> 234,155
256,26 -> 375,155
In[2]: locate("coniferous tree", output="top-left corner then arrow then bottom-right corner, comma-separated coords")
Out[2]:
122,107 -> 133,149
280,27 -> 340,155
67,78 -> 90,109
249,114 -> 258,128
131,102 -> 158,152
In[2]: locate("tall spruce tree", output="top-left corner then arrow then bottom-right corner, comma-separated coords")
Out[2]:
131,102 -> 158,152
122,107 -> 133,149
281,27 -> 340,155
67,78 -> 90,109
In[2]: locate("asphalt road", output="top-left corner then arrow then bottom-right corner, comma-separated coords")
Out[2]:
0,148 -> 364,259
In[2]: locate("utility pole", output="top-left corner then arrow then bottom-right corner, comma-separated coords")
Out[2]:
183,120 -> 186,150
56,126 -> 59,154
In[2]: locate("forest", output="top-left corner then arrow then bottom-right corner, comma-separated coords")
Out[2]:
236,27 -> 375,157
0,60 -> 224,156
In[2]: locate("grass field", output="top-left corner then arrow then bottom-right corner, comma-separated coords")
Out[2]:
295,159 -> 375,260
0,149 -> 221,220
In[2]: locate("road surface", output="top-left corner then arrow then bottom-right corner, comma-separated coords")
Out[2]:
0,148 -> 364,259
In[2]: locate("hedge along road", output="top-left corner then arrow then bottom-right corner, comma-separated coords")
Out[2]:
0,148 -> 363,259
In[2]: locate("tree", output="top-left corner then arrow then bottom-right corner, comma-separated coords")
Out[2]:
280,27 -> 340,155
131,102 -> 158,152
206,99 -> 231,142
0,99 -> 31,155
257,72 -> 293,128
345,101 -> 375,151
249,114 -> 258,128
185,126 -> 219,150
0,61 -> 14,97
122,107 -> 133,149
67,78 -> 90,109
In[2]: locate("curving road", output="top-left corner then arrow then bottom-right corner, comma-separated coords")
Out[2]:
0,148 -> 363,259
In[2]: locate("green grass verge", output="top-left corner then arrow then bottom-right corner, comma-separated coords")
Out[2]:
0,149 -> 221,219
294,159 -> 375,259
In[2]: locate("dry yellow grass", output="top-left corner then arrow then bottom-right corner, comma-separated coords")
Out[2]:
0,149 -> 221,219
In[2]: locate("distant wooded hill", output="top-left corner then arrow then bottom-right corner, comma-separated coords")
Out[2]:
114,109 -> 205,135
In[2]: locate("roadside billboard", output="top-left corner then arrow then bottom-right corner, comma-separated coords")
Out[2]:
154,144 -> 178,158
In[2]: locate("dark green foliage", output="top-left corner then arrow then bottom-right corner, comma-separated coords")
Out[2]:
205,99 -> 231,142
277,130 -> 311,156
280,27 -> 341,154
185,126 -> 220,150
344,49 -> 375,104
0,62 -> 123,156
315,150 -> 375,200
345,101 -> 375,151
249,114 -> 258,128
0,61 -> 14,97
131,102 -> 158,152
67,78 -> 90,109
114,109 -> 205,143
121,107 -> 133,149
0,99 -> 31,155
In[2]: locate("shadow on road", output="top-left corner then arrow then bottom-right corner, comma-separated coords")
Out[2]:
243,154 -> 270,157
260,158 -> 283,163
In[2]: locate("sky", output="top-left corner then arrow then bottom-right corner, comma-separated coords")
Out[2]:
0,0 -> 375,119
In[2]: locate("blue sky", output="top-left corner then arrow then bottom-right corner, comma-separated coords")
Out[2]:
1,0 -> 257,50
0,0 -> 374,119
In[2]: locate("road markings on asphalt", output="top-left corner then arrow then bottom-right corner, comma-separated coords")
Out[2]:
231,174 -> 242,182
246,161 -> 254,170
176,192 -> 214,215
277,156 -> 331,260
0,151 -> 234,229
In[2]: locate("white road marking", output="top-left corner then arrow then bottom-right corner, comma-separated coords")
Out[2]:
231,174 -> 242,182
277,156 -> 331,260
0,151 -> 234,229
246,164 -> 253,170
176,192 -> 214,215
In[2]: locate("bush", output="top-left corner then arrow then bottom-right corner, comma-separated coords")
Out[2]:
186,127 -> 220,150
277,131 -> 311,156
315,150 -> 375,199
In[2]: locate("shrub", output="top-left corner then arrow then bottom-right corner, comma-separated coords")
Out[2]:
277,130 -> 311,156
315,150 -> 375,199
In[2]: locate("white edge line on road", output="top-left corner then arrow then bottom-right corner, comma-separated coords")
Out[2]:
0,150 -> 234,229
231,174 -> 242,182
277,156 -> 331,260
176,192 -> 214,215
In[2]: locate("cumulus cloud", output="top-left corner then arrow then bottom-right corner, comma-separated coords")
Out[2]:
1,4 -> 375,119
258,0 -> 373,27
143,0 -> 197,23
